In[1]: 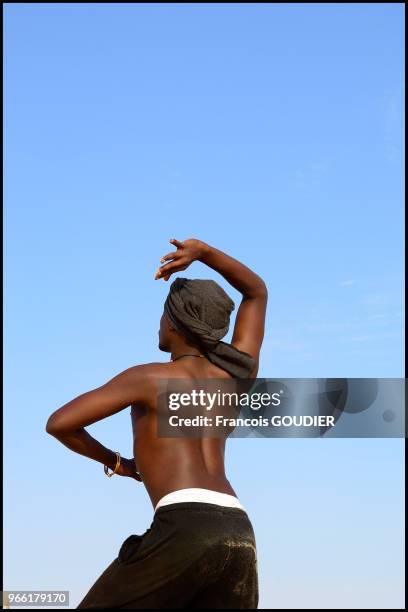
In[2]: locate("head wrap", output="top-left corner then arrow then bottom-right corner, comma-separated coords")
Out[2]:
164,277 -> 256,378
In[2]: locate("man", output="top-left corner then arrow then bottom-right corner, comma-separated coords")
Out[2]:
46,237 -> 268,609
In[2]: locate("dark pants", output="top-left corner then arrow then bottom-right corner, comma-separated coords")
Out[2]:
77,502 -> 258,609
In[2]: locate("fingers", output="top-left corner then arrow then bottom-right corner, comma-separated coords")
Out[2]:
155,259 -> 181,279
155,263 -> 187,281
160,250 -> 178,264
154,239 -> 185,280
170,238 -> 184,249
156,259 -> 187,278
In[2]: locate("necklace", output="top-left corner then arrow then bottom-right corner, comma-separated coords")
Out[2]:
171,354 -> 206,362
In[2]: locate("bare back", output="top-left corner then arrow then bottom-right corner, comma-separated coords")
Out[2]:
131,357 -> 238,508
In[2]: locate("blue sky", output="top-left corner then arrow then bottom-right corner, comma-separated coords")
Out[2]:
4,3 -> 404,609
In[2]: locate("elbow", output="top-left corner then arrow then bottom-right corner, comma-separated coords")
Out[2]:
46,412 -> 79,437
46,414 -> 64,437
45,415 -> 58,436
252,280 -> 268,299
259,281 -> 268,298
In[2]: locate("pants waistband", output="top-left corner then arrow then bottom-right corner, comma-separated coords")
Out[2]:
155,488 -> 246,513
154,501 -> 248,517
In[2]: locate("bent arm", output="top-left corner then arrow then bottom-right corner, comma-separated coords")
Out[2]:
46,365 -> 152,469
199,242 -> 267,300
198,243 -> 268,372
157,239 -> 268,374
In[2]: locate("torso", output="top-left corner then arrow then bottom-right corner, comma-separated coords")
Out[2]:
130,357 -> 237,508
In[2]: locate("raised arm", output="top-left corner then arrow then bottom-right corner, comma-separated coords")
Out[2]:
155,239 -> 268,374
45,364 -> 156,479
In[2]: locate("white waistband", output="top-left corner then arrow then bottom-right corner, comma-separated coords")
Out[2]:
155,488 -> 246,512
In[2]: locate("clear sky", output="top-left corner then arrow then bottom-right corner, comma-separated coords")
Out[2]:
4,3 -> 404,609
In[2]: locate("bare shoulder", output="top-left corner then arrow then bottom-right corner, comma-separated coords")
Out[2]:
118,362 -> 169,383
118,361 -> 178,393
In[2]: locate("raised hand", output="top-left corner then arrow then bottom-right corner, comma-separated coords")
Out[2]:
154,238 -> 208,281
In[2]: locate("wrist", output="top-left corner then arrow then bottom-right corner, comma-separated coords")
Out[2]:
106,449 -> 118,470
196,240 -> 211,262
104,451 -> 121,477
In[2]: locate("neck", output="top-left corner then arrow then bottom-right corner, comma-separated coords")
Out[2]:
170,338 -> 204,362
171,349 -> 204,361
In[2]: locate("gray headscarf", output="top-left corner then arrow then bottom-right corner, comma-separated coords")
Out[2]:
164,277 -> 256,378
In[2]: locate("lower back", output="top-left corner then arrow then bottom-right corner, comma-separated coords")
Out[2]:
132,359 -> 237,508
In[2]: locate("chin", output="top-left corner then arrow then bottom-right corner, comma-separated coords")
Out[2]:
158,341 -> 170,353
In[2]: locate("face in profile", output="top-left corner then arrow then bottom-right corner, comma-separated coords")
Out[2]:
158,312 -> 172,352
